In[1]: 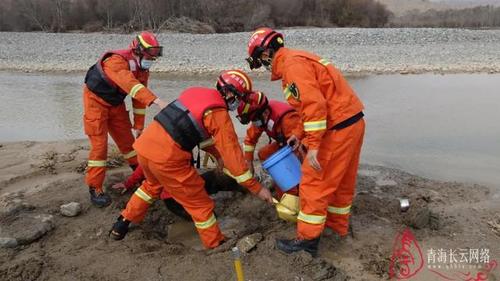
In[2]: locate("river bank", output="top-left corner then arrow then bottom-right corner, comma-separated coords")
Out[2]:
0,140 -> 499,280
1,28 -> 500,75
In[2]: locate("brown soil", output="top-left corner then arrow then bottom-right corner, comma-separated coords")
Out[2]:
0,140 -> 499,281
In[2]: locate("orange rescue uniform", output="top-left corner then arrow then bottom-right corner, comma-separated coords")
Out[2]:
121,108 -> 262,249
83,53 -> 157,193
243,108 -> 303,197
271,47 -> 365,238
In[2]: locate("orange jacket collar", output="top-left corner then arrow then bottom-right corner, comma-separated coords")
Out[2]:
271,47 -> 287,81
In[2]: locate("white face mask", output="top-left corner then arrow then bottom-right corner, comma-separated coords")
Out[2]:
227,99 -> 240,111
140,59 -> 155,70
252,119 -> 264,127
261,56 -> 272,72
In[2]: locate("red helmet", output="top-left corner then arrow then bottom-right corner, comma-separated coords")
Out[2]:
216,69 -> 253,99
246,27 -> 284,69
237,91 -> 269,125
130,31 -> 163,59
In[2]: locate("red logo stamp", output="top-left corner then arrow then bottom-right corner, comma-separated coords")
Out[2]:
389,228 -> 424,280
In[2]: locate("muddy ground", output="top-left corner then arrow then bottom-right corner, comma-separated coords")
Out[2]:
0,140 -> 499,281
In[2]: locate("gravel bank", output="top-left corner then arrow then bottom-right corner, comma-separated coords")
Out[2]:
1,28 -> 500,75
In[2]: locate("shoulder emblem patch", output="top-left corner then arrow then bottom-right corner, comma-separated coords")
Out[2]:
285,83 -> 300,101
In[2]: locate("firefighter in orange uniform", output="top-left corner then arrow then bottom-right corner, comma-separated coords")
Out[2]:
83,31 -> 167,207
110,70 -> 273,249
236,91 -> 304,198
246,28 -> 365,257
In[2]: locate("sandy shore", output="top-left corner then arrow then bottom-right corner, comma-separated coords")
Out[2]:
0,140 -> 499,280
1,28 -> 500,75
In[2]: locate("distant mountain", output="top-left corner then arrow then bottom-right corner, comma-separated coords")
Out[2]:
377,0 -> 500,15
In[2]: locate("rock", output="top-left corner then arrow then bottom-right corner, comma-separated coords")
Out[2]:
236,233 -> 263,253
59,153 -> 75,162
0,237 -> 18,248
408,208 -> 430,229
219,217 -> 244,238
60,202 -> 81,217
12,214 -> 55,245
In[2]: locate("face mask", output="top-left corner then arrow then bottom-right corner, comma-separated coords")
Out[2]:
261,57 -> 272,71
252,119 -> 264,127
227,99 -> 240,111
140,59 -> 155,70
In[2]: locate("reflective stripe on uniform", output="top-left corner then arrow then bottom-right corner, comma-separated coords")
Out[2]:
297,211 -> 326,224
123,150 -> 137,159
194,214 -> 217,229
133,108 -> 146,115
327,205 -> 351,215
88,160 -> 106,167
319,58 -> 331,66
223,168 -> 253,183
199,138 -> 214,149
243,144 -> 255,152
283,87 -> 292,100
134,187 -> 153,204
129,84 -> 145,98
304,120 -> 327,132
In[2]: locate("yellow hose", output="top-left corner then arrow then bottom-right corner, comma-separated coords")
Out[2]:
232,247 -> 245,281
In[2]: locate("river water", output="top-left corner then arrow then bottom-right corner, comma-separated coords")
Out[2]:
0,71 -> 499,188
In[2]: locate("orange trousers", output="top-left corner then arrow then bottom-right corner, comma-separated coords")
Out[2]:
297,119 -> 365,239
257,142 -> 299,199
83,88 -> 138,192
121,153 -> 225,249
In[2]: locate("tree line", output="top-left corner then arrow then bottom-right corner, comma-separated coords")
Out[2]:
390,5 -> 500,28
0,0 -> 391,33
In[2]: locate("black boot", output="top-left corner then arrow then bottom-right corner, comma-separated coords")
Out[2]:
109,215 -> 131,240
89,188 -> 111,207
164,198 -> 192,221
276,237 -> 320,257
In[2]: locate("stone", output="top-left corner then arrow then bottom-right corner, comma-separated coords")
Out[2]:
236,233 -> 263,253
0,237 -> 18,248
14,214 -> 54,245
60,202 -> 81,217
219,217 -> 244,238
409,208 -> 430,229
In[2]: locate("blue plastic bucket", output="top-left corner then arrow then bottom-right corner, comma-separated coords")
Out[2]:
262,146 -> 302,192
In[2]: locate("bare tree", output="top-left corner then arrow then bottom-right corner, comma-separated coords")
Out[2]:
19,0 -> 50,31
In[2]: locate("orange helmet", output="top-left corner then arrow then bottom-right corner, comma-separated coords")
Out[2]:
246,27 -> 284,69
216,69 -> 253,99
130,31 -> 163,59
237,91 -> 269,125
